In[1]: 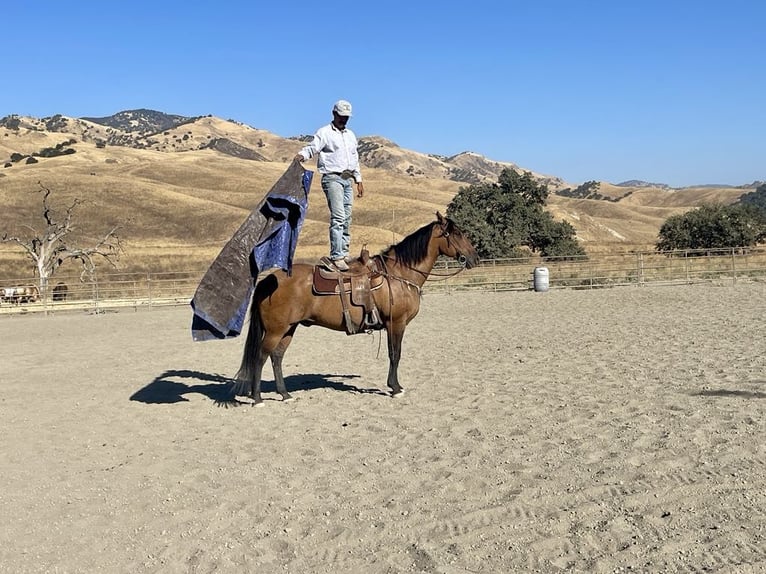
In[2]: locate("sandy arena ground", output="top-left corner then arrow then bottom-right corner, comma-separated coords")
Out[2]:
1,282 -> 765,573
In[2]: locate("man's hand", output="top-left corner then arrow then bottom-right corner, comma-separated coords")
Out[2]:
294,154 -> 304,162
356,182 -> 365,198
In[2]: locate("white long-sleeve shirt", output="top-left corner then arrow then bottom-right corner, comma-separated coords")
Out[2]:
298,123 -> 362,183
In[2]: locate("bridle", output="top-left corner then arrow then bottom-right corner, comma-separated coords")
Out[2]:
431,223 -> 469,277
368,221 -> 471,312
376,223 -> 469,286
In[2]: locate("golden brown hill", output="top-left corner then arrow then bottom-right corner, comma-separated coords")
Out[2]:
0,113 -> 750,277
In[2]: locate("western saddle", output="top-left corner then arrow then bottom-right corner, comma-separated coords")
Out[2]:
312,248 -> 384,335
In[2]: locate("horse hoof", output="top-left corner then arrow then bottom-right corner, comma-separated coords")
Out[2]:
391,389 -> 405,398
253,401 -> 265,408
282,396 -> 296,403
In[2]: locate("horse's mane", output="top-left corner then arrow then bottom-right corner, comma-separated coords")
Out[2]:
382,219 -> 447,268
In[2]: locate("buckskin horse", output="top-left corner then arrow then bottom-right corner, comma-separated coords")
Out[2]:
235,212 -> 479,405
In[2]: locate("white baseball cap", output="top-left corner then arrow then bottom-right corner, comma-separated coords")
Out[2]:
332,99 -> 353,117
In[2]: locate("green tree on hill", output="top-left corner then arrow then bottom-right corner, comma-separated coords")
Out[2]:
446,168 -> 586,259
655,203 -> 766,251
738,183 -> 766,213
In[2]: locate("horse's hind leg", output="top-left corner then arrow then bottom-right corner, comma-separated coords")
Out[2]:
249,348 -> 269,407
271,326 -> 297,402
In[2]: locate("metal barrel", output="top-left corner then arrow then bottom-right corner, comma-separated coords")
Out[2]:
533,266 -> 549,292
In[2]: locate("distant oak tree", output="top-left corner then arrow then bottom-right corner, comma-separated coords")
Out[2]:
1,182 -> 125,295
737,182 -> 766,213
655,202 -> 766,252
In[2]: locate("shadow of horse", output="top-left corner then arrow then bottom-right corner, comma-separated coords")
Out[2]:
130,369 -> 387,406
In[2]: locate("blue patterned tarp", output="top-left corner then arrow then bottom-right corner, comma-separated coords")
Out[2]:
190,162 -> 312,341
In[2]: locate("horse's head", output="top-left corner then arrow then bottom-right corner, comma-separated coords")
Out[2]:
435,212 -> 480,269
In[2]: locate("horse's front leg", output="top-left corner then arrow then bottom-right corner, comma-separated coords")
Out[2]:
385,324 -> 405,396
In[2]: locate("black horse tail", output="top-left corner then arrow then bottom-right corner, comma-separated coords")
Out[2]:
233,292 -> 264,396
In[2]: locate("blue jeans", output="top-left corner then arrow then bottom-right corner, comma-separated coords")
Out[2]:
321,174 -> 353,260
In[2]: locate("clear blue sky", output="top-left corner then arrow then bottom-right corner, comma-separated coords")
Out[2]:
3,1 -> 763,187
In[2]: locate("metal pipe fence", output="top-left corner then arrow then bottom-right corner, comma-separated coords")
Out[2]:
426,246 -> 766,292
0,271 -> 200,315
2,247 -> 765,315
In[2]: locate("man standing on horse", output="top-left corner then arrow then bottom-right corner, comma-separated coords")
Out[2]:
295,99 -> 365,272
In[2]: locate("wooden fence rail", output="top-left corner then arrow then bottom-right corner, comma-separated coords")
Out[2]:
2,247 -> 765,315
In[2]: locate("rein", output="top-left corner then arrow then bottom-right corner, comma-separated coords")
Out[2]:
376,252 -> 468,283
374,255 -> 423,295
424,262 -> 468,280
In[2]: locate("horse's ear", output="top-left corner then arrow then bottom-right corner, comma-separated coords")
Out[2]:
436,211 -> 446,224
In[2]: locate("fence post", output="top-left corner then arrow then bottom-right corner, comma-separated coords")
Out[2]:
147,273 -> 153,307
731,248 -> 737,283
92,271 -> 101,314
42,281 -> 50,316
685,250 -> 690,284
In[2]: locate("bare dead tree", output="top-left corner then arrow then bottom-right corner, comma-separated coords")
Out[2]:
1,182 -> 125,295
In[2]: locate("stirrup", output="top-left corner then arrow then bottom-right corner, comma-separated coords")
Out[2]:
366,308 -> 382,328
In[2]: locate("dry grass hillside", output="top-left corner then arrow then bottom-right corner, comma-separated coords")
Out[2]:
0,111 -> 752,278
